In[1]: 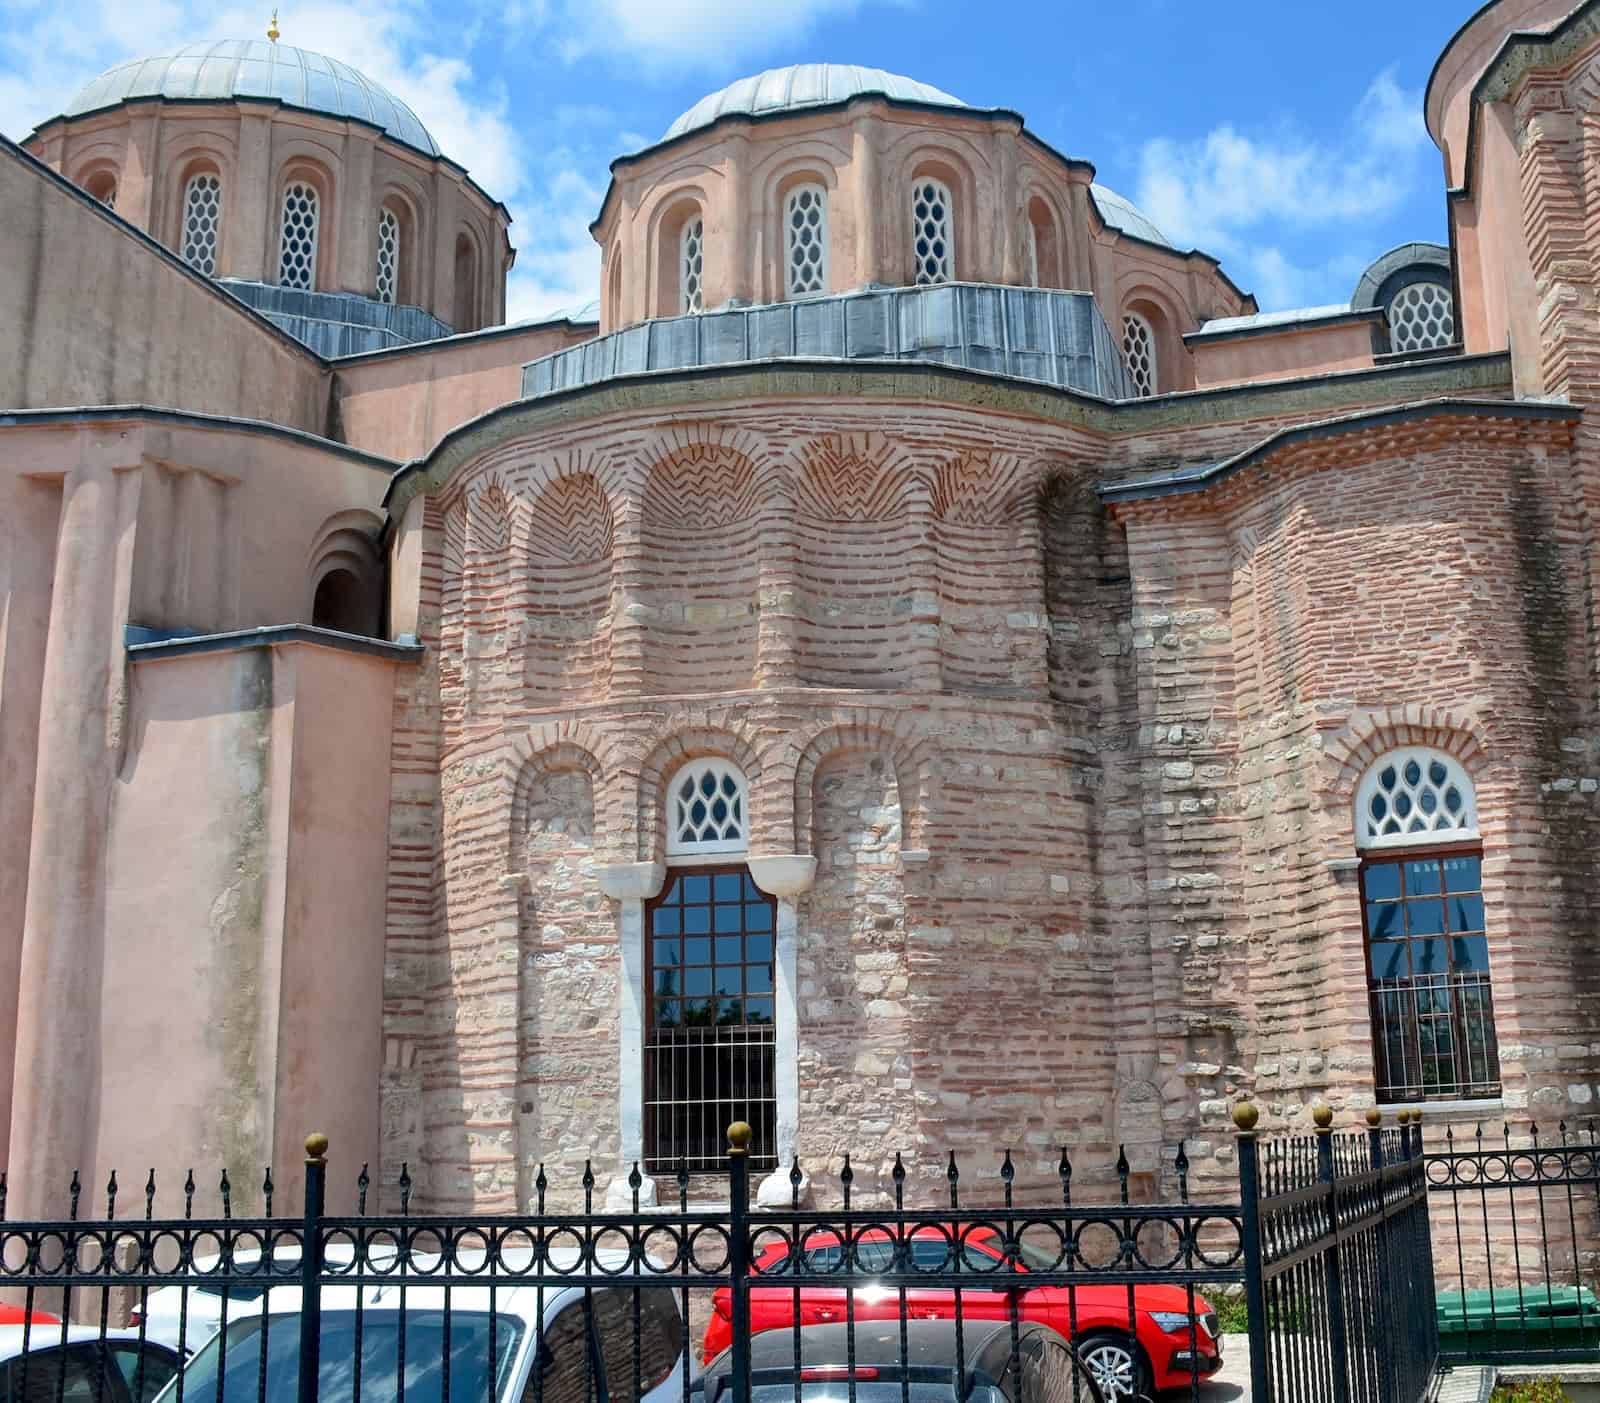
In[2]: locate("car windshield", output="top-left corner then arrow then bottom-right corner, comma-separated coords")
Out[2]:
152,1310 -> 524,1403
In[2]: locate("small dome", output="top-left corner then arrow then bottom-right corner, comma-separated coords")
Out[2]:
662,63 -> 967,143
1090,185 -> 1172,249
62,41 -> 440,159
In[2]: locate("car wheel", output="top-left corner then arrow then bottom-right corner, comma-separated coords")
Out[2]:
1077,1332 -> 1152,1401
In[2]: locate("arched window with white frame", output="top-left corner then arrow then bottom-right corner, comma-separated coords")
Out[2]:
784,183 -> 827,298
1354,748 -> 1500,1103
278,180 -> 320,290
1122,311 -> 1157,397
911,176 -> 954,285
680,216 -> 705,314
181,172 -> 223,276
646,758 -> 774,1174
375,204 -> 402,305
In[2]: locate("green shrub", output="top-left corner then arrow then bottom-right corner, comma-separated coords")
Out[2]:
1212,1295 -> 1249,1334
1490,1378 -> 1572,1403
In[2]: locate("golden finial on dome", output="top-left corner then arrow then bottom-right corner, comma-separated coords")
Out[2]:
267,9 -> 281,42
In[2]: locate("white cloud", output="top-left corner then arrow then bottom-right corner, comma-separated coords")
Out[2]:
1132,68 -> 1433,310
505,164 -> 606,322
554,0 -> 867,70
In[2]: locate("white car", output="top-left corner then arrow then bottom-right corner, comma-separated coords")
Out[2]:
150,1247 -> 689,1403
129,1243 -> 366,1353
0,1324 -> 182,1403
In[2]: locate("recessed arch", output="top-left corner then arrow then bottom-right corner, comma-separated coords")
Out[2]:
276,159 -> 334,291
305,508 -> 383,637
1025,193 -> 1062,289
453,226 -> 484,331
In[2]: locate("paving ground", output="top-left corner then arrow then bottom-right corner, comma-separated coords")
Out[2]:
1189,1336 -> 1495,1403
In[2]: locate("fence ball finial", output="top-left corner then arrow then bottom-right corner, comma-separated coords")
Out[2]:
727,1121 -> 753,1155
1311,1103 -> 1334,1131
1231,1101 -> 1259,1133
1365,1108 -> 1383,1129
305,1133 -> 330,1163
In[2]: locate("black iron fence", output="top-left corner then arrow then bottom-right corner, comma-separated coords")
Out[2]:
0,1111 -> 1446,1403
1426,1117 -> 1600,1366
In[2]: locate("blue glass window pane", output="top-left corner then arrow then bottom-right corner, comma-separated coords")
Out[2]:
1451,936 -> 1490,973
714,873 -> 742,901
714,936 -> 743,962
1449,894 -> 1484,933
717,997 -> 742,1025
714,968 -> 741,996
1407,900 -> 1446,936
653,970 -> 679,994
683,875 -> 710,902
746,965 -> 773,994
745,998 -> 773,1024
683,937 -> 710,965
746,934 -> 773,962
681,999 -> 710,1024
655,1000 -> 679,1027
744,874 -> 762,899
1369,942 -> 1408,980
654,909 -> 680,936
1405,861 -> 1441,897
660,876 -> 685,905
745,904 -> 773,932
683,969 -> 711,997
654,939 -> 680,966
1363,864 -> 1401,901
1410,938 -> 1447,976
1395,793 -> 1413,819
683,907 -> 711,936
714,905 -> 743,934
1367,904 -> 1401,940
1443,857 -> 1481,894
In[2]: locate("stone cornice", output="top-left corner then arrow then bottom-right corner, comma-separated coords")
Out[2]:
382,351 -> 1515,521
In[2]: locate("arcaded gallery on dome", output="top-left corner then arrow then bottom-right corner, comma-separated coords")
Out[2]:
2,3 -> 1599,1217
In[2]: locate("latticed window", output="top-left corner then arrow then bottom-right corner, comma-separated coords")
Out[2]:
278,181 -> 320,291
666,760 -> 747,857
784,184 -> 827,298
375,206 -> 401,305
181,173 -> 222,276
1356,750 -> 1500,1102
1122,312 -> 1157,397
911,178 -> 953,285
1388,282 -> 1456,353
680,217 -> 704,314
1355,749 -> 1477,848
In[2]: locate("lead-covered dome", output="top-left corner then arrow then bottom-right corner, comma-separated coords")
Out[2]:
63,41 -> 440,158
662,63 -> 967,143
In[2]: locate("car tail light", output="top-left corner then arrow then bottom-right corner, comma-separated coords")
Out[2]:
800,1368 -> 879,1381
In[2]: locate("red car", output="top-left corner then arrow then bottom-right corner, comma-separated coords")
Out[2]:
704,1225 -> 1220,1400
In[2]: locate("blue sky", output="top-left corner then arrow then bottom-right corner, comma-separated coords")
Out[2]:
0,0 -> 1475,320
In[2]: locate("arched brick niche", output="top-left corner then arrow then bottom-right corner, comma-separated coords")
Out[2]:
931,453 -> 1040,693
524,473 -> 616,705
792,434 -> 924,689
639,444 -> 760,693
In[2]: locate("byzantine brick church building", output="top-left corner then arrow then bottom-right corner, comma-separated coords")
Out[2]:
2,0 -> 1598,1215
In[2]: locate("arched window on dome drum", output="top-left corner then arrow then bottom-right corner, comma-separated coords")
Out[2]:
784,184 -> 827,298
1387,281 -> 1456,354
182,173 -> 223,276
85,170 -> 118,211
375,206 -> 401,305
278,181 -> 320,291
680,217 -> 705,314
911,178 -> 953,285
1354,749 -> 1500,1103
1122,312 -> 1157,397
453,233 -> 480,332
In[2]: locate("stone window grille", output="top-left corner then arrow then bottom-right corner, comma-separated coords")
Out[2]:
375,206 -> 401,305
911,178 -> 954,285
1122,312 -> 1157,397
665,760 -> 748,858
1355,749 -> 1477,850
1388,282 -> 1456,354
181,173 -> 223,276
784,184 -> 827,298
278,181 -> 320,291
680,217 -> 705,315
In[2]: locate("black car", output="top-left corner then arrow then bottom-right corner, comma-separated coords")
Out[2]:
696,1320 -> 1104,1403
